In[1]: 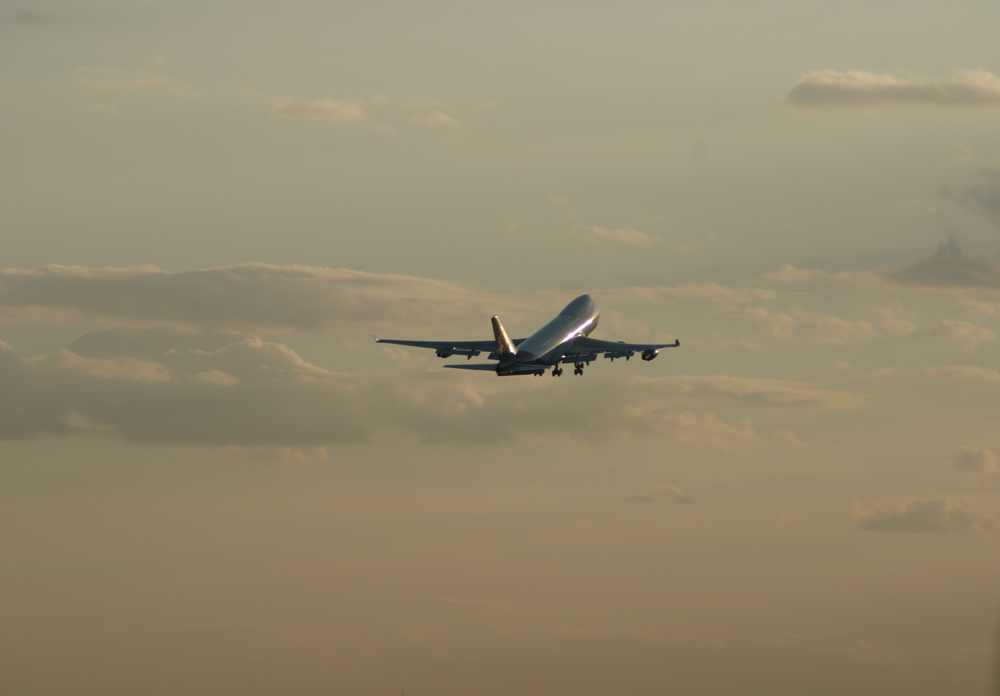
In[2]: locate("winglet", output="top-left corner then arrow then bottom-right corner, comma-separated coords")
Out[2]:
674,339 -> 680,347
372,334 -> 381,343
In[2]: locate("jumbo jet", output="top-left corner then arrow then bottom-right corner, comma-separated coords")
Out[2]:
373,294 -> 679,376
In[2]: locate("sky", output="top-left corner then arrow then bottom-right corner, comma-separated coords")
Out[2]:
3,1 -> 1000,694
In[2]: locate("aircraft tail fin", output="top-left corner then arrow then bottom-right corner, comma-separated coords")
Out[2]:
491,315 -> 517,359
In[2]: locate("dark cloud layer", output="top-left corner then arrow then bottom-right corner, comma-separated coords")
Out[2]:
0,329 -> 851,450
883,237 -> 1000,288
0,265 -> 788,342
0,264 -> 506,333
787,70 -> 1000,109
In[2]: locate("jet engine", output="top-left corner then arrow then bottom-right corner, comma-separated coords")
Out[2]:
437,348 -> 481,359
641,349 -> 659,361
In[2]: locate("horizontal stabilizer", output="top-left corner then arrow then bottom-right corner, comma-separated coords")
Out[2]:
443,363 -> 499,371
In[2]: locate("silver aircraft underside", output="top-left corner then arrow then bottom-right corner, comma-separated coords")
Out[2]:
373,294 -> 679,376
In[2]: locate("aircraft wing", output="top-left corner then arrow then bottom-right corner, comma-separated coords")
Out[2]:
570,337 -> 679,352
560,336 -> 680,362
372,336 -> 526,359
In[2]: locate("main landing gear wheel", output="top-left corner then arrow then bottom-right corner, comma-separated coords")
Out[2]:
552,367 -> 563,377
573,362 -> 584,376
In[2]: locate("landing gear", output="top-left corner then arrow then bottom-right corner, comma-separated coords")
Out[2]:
552,367 -> 563,377
573,362 -> 584,376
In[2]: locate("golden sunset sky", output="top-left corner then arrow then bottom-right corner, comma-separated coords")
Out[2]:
3,2 -> 1000,694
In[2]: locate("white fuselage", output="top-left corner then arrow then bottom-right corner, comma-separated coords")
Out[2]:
498,294 -> 599,373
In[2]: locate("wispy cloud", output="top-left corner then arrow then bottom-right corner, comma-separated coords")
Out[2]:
407,111 -> 463,128
931,319 -> 996,353
76,67 -> 199,99
761,264 -> 880,288
269,96 -> 369,126
724,307 -> 877,346
854,496 -> 994,534
654,482 -> 696,504
606,284 -> 776,304
241,89 -> 394,132
874,308 -> 917,337
919,365 -> 1000,382
642,375 -> 863,409
787,70 -> 1000,110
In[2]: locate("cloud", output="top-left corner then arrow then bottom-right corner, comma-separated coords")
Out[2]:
586,226 -> 657,247
883,237 -> 1000,289
724,307 -> 877,346
0,264 -> 511,334
654,483 -> 696,504
772,427 -> 807,448
602,284 -> 776,305
40,349 -> 172,383
0,264 -> 785,345
875,308 -> 917,337
854,495 -> 994,534
0,329 -> 784,450
761,265 -> 886,291
944,447 -> 998,477
268,96 -> 369,126
787,70 -> 1000,110
403,97 -> 449,112
919,365 -> 1000,382
724,307 -> 796,340
407,111 -> 463,128
241,90 -> 395,132
796,313 -> 878,347
626,483 -> 696,505
931,319 -> 996,353
76,67 -> 199,99
644,375 -> 863,409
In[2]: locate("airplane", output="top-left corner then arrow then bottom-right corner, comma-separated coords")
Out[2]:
373,294 -> 679,376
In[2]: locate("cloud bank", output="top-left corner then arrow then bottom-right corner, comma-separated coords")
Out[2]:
0,329 -> 857,450
787,70 -> 1000,109
0,264 -> 506,333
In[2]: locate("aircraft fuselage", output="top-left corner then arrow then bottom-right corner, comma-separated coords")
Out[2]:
496,294 -> 599,375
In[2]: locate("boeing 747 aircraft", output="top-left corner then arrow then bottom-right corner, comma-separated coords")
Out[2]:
373,294 -> 679,376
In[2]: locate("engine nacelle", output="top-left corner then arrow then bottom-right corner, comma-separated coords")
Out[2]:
641,349 -> 659,361
436,349 -> 453,358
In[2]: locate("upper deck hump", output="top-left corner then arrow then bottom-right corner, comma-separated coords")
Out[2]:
559,294 -> 599,318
